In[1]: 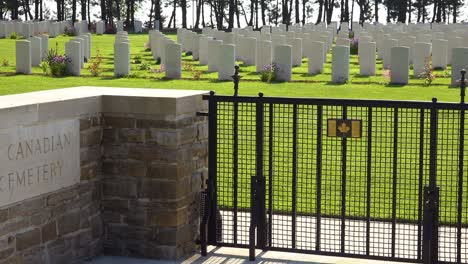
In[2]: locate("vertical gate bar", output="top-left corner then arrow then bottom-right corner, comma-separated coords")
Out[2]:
366,107 -> 372,256
341,106 -> 347,254
429,98 -> 438,190
256,93 -> 267,250
268,104 -> 274,248
423,97 -> 439,264
391,108 -> 398,258
457,104 -> 465,263
292,104 -> 298,249
233,95 -> 239,244
417,109 -> 425,261
316,105 -> 323,252
207,91 -> 219,245
250,176 -> 257,261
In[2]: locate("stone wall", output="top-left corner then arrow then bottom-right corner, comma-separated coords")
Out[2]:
0,113 -> 103,263
0,87 -> 208,263
101,113 -> 207,259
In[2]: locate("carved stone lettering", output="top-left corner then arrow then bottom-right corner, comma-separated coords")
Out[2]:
0,120 -> 80,207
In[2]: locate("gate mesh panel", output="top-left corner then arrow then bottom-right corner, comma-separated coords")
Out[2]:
210,96 -> 468,263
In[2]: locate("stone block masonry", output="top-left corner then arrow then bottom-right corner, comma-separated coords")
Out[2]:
0,87 -> 208,263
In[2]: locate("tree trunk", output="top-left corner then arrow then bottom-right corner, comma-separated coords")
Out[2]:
100,0 -> 106,21
249,0 -> 254,25
116,0 -> 121,20
374,0 -> 378,22
131,0 -> 135,30
288,0 -> 293,24
255,0 -> 259,28
302,0 -> 306,24
344,0 -> 349,21
326,0 -> 334,24
56,0 -> 61,20
453,0 -> 457,23
87,0 -> 90,23
35,0 -> 39,20
195,0 -> 202,28
72,0 -> 77,22
202,1 -> 206,27
261,0 -> 266,25
408,0 -> 411,23
228,0 -> 235,28
316,0 -> 323,24
181,0 -> 187,28
295,0 -> 299,23
81,0 -> 87,21
125,0 -> 130,28
107,0 -> 113,25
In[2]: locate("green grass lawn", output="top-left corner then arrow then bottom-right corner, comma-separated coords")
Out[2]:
0,33 -> 465,226
0,33 -> 464,103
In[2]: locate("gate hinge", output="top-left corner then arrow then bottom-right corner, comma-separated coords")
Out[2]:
197,111 -> 209,117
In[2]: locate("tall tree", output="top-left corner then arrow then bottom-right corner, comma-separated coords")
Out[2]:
72,0 -> 77,22
228,0 -> 235,28
81,0 -> 87,21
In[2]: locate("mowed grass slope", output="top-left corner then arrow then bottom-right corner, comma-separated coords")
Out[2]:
0,33 -> 464,103
0,33 -> 466,224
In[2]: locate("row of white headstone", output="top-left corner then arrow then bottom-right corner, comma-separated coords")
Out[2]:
15,33 -> 92,76
0,20 -> 72,38
1,19 -> 146,39
168,23 -> 468,84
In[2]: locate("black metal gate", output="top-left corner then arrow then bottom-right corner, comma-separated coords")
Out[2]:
200,72 -> 468,264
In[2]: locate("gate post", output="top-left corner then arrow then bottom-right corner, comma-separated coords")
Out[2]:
206,91 -> 220,246
423,97 -> 439,264
255,92 -> 268,250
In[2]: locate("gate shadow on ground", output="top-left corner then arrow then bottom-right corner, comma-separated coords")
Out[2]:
184,247 -> 330,264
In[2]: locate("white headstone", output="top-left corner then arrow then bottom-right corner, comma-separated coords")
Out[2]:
16,40 -> 31,74
116,21 -> 124,32
114,42 -> 130,77
308,41 -> 324,75
399,36 -> 416,64
96,21 -> 105,35
199,36 -> 213,65
192,34 -> 201,61
208,39 -> 223,72
134,20 -> 143,33
288,38 -> 302,67
218,44 -> 235,81
0,22 -> 5,38
412,42 -> 432,77
451,48 -> 468,86
359,42 -> 376,76
448,37 -> 462,65
74,22 -> 82,36
432,39 -> 448,70
332,46 -> 350,83
336,38 -> 350,47
390,47 -> 409,85
22,23 -> 31,38
273,45 -> 292,82
165,43 -> 182,79
38,34 -> 49,59
256,40 -> 272,73
243,37 -> 257,66
30,36 -> 42,66
383,39 -> 398,69
72,37 -> 85,68
80,34 -> 90,60
65,41 -> 82,76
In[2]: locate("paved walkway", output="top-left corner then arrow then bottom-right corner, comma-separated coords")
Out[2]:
86,246 -> 415,264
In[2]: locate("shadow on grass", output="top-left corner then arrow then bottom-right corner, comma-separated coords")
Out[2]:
384,83 -> 407,88
324,81 -> 348,86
